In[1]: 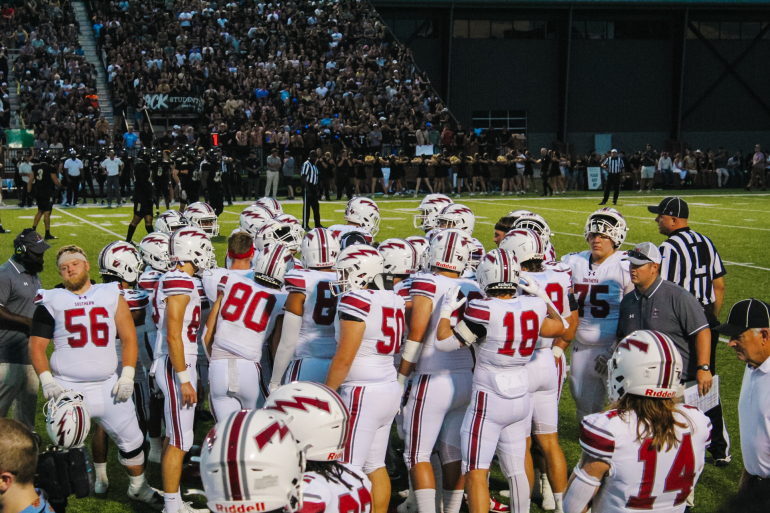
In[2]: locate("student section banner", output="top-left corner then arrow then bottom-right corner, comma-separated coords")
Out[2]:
144,94 -> 203,114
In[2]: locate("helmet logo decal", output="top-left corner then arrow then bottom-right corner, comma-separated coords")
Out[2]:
265,396 -> 331,415
618,338 -> 649,353
254,421 -> 291,450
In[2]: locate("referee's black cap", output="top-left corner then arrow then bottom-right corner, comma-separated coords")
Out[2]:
715,299 -> 770,337
648,196 -> 689,219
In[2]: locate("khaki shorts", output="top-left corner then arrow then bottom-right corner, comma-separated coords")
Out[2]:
641,166 -> 656,179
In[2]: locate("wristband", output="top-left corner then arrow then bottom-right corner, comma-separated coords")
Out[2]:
176,370 -> 191,384
121,366 -> 135,380
39,370 -> 56,386
401,339 -> 423,364
552,346 -> 564,359
439,309 -> 452,320
397,373 -> 407,387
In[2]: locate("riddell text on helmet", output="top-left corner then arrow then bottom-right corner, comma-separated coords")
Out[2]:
216,504 -> 267,512
645,389 -> 676,398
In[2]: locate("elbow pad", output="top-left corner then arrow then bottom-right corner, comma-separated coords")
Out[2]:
401,339 -> 423,365
434,334 -> 463,352
452,321 -> 479,347
563,466 -> 602,513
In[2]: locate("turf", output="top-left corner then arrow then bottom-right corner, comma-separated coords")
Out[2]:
1,188 -> 768,513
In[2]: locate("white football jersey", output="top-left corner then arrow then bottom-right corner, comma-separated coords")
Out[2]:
284,268 -> 338,359
580,405 -> 711,513
201,268 -> 254,302
138,269 -> 164,328
35,283 -> 122,382
334,289 -> 406,385
521,265 -> 573,349
394,278 -> 412,306
561,250 -> 631,347
212,273 -> 287,361
543,241 -> 557,263
327,224 -> 373,244
302,464 -> 372,513
124,288 -> 150,334
194,277 -> 212,356
463,295 -> 547,397
154,270 -> 202,356
409,273 -> 482,375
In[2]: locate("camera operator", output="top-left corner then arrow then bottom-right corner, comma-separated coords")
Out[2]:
0,418 -> 45,513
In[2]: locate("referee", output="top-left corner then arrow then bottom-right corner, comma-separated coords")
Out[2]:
599,149 -> 623,205
649,196 -> 731,466
301,152 -> 322,230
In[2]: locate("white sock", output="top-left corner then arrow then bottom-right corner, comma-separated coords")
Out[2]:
442,490 -> 464,513
165,490 -> 183,513
553,493 -> 564,513
95,462 -> 108,482
150,437 -> 163,451
128,472 -> 147,493
542,473 -> 554,500
414,489 -> 436,513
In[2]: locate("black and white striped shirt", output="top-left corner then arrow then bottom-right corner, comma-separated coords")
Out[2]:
301,160 -> 319,185
605,156 -> 624,174
659,227 -> 725,306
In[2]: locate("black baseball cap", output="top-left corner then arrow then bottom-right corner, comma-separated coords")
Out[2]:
715,299 -> 770,337
648,196 -> 689,219
14,229 -> 51,254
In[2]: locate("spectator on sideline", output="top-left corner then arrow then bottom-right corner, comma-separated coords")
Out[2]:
649,196 -> 731,466
599,149 -> 623,205
747,144 -> 766,191
657,150 -> 674,186
0,230 -> 49,430
717,300 -> 770,496
100,150 -> 124,208
639,143 -> 657,193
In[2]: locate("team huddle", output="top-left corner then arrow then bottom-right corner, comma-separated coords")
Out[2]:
29,194 -> 712,513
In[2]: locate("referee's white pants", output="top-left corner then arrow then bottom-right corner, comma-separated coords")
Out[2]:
265,171 -> 280,197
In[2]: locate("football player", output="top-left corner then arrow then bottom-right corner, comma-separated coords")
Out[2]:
328,197 -> 380,242
433,249 -> 566,513
413,194 -> 453,234
204,244 -> 293,418
563,330 -> 711,513
435,204 -> 475,235
513,212 -> 556,263
183,201 -> 219,237
155,210 -> 188,235
200,410 -> 304,513
559,208 -> 633,423
255,196 -> 284,217
270,228 -> 341,387
152,227 -> 214,513
265,383 -> 373,513
137,232 -> 173,462
397,229 -> 481,513
29,245 -> 162,506
502,229 -> 578,513
27,152 -> 61,240
325,246 -> 405,513
126,150 -> 156,244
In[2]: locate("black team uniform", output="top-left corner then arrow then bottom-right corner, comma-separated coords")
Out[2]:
31,157 -> 58,239
203,154 -> 224,216
81,151 -> 98,203
126,154 -> 155,243
152,155 -> 172,213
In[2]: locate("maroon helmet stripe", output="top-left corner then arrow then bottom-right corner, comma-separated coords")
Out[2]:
443,231 -> 457,264
226,410 -> 248,501
653,331 -> 674,388
500,250 -> 510,283
318,229 -> 328,264
265,246 -> 282,277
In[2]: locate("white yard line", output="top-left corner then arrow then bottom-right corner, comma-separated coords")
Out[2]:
54,207 -> 124,238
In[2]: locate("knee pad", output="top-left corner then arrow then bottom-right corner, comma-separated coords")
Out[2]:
119,445 -> 146,466
436,440 -> 461,464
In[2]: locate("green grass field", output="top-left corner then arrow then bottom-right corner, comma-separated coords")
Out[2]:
1,189 -> 768,513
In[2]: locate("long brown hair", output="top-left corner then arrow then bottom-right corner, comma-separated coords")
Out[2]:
612,395 -> 692,452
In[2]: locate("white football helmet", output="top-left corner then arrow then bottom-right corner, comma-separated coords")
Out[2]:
507,209 -> 534,222
608,330 -> 683,402
240,205 -> 274,236
344,197 -> 381,236
98,241 -> 142,284
138,232 -> 171,272
414,193 -> 453,231
436,203 -> 475,235
331,245 -> 384,296
513,212 -> 551,248
155,210 -> 188,234
406,235 -> 430,272
469,238 -> 486,271
263,382 -> 349,462
379,238 -> 420,275
169,227 -> 215,275
585,208 -> 629,247
254,244 -> 295,288
183,202 -> 220,236
476,248 -> 521,294
274,213 -> 301,227
254,219 -> 305,253
255,197 -> 283,217
200,409 -> 304,513
44,391 -> 91,449
300,228 -> 340,269
426,228 -> 474,273
500,228 -> 545,263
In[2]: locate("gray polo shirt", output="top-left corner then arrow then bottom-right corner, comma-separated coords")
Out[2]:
617,275 -> 709,380
0,258 -> 42,364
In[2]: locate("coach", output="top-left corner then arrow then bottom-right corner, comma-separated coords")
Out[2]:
301,152 -> 322,230
649,196 -> 731,466
0,230 -> 50,430
717,300 -> 770,495
598,149 -> 623,206
616,242 -> 713,396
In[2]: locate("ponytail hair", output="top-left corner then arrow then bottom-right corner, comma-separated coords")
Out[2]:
612,394 -> 692,452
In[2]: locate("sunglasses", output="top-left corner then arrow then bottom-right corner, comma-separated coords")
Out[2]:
627,249 -> 653,263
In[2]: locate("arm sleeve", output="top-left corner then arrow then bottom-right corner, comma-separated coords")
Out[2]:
568,294 -> 579,313
339,312 -> 364,323
29,305 -> 55,339
270,310 -> 302,386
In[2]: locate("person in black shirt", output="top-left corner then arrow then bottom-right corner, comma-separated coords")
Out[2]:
434,150 -> 450,195
537,148 -> 553,197
522,151 -> 535,192
139,124 -> 154,149
403,125 -> 417,157
174,156 -> 191,211
317,149 -> 335,201
27,153 -> 60,240
455,124 -> 467,154
94,150 -> 107,204
353,154 -> 368,196
243,150 -> 261,201
219,152 -> 234,207
335,150 -> 354,201
126,151 -> 155,243
415,154 -> 434,196
341,126 -> 355,152
201,150 -> 223,216
152,150 -> 172,213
